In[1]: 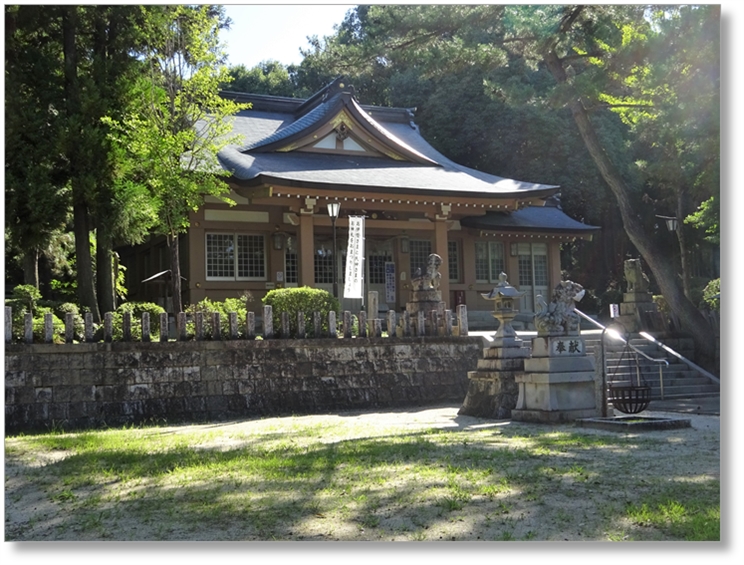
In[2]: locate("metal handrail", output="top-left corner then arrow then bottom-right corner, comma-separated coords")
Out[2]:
574,308 -> 720,386
575,310 -> 669,366
639,331 -> 720,385
575,309 -> 669,400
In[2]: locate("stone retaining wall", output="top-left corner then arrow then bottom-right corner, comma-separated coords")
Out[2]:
5,337 -> 482,434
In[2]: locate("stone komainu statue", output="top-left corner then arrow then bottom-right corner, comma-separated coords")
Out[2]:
411,253 -> 442,291
534,280 -> 586,336
624,258 -> 650,293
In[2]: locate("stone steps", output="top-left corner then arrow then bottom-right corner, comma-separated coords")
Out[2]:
583,335 -> 718,400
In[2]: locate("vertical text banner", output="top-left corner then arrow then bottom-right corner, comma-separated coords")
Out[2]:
344,216 -> 365,299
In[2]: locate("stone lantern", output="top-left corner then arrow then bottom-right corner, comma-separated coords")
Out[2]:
481,272 -> 524,347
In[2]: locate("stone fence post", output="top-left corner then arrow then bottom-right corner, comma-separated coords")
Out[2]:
122,312 -> 132,342
297,312 -> 305,339
142,313 -> 151,342
44,313 -> 54,343
358,311 -> 367,338
195,312 -> 204,341
160,313 -> 169,342
229,312 -> 238,340
329,311 -> 337,338
281,312 -> 290,339
314,312 -> 321,338
211,312 -> 220,341
263,305 -> 273,339
247,311 -> 256,339
85,312 -> 94,343
343,311 -> 352,339
24,313 -> 33,344
104,312 -> 113,343
6,306 -> 12,343
457,304 -> 469,336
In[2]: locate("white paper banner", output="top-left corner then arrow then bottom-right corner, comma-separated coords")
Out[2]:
344,216 -> 365,299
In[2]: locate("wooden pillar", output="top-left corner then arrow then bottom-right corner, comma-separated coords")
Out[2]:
433,213 -> 450,306
298,198 -> 316,287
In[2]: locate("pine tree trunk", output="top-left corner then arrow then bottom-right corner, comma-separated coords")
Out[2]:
96,223 -> 116,315
544,50 -> 716,364
676,186 -> 693,300
73,202 -> 101,323
63,7 -> 101,323
22,248 -> 40,289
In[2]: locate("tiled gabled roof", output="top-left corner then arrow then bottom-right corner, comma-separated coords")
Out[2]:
217,79 -> 561,199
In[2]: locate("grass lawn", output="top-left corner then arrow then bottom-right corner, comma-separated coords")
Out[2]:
4,407 -> 720,541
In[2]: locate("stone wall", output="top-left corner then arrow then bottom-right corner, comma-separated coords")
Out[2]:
5,337 -> 482,434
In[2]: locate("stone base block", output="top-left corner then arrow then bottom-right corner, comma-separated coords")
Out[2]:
511,407 -> 599,424
523,355 -> 595,374
459,373 -> 518,420
483,346 -> 531,359
514,370 -> 598,421
476,358 -> 526,372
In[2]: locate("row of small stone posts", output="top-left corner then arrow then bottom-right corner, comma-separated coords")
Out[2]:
5,304 -> 469,344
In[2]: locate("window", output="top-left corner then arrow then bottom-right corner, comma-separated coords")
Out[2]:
448,241 -> 461,282
369,254 -> 393,284
517,243 -> 548,287
206,233 -> 266,280
285,251 -> 298,284
409,239 -> 431,277
475,241 -> 505,283
517,242 -> 549,312
283,235 -> 298,284
314,242 -> 335,284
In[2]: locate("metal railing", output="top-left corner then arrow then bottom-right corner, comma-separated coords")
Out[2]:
575,308 -> 719,387
575,309 -> 670,399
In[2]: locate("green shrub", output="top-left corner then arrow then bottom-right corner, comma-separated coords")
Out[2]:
701,279 -> 720,312
5,300 -> 65,343
262,287 -> 340,337
185,296 -> 250,339
11,284 -> 41,314
53,302 -> 85,341
112,302 -> 166,341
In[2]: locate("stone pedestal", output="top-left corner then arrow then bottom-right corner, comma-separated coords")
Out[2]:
617,291 -> 658,333
406,289 -> 445,336
458,341 -> 529,420
511,336 -> 599,423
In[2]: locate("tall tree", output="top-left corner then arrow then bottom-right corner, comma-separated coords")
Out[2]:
5,6 -> 71,289
223,61 -> 297,96
6,5 -> 158,319
304,4 -> 719,363
105,5 -> 247,318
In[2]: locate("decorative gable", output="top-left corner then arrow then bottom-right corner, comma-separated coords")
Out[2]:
239,78 -> 438,165
275,108 -> 408,160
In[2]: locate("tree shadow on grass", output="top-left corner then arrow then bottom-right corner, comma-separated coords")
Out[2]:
5,424 -> 720,541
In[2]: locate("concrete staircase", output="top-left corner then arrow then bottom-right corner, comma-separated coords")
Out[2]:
583,335 -> 719,401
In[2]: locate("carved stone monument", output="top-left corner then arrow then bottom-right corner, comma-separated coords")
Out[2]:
405,254 -> 446,335
458,274 -> 529,419
511,280 -> 599,423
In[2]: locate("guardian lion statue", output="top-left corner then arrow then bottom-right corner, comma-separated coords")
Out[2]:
624,258 -> 649,293
411,253 -> 442,291
534,280 -> 586,336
